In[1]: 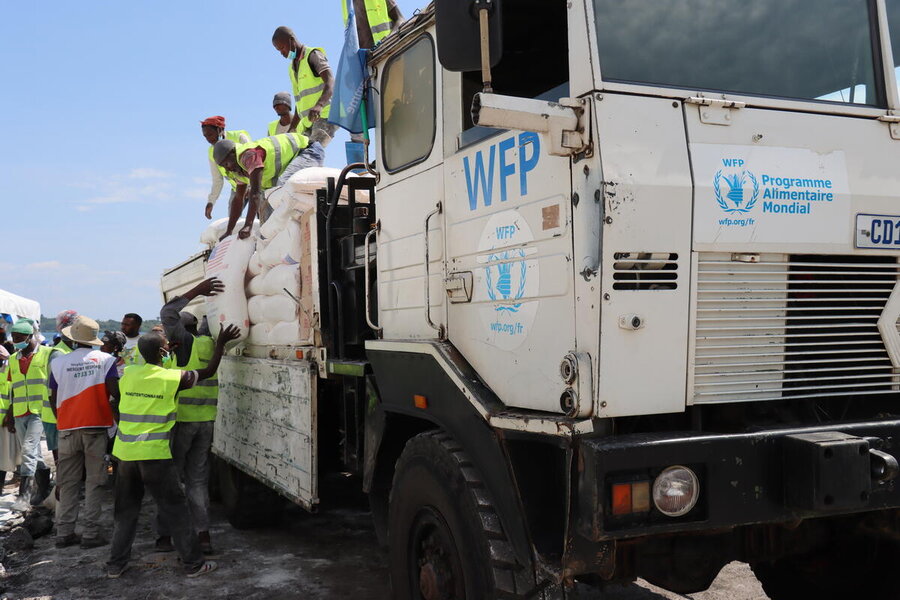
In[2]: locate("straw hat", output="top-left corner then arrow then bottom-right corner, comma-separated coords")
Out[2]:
62,315 -> 104,347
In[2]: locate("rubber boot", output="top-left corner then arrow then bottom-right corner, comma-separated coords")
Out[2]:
12,475 -> 33,512
31,467 -> 52,506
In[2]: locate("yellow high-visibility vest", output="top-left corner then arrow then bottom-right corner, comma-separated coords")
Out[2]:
175,336 -> 218,423
113,363 -> 181,461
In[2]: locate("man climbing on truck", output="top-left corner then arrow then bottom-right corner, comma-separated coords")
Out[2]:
157,276 -> 226,555
212,131 -> 309,239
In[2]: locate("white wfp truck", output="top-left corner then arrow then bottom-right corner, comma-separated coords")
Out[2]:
161,1 -> 900,598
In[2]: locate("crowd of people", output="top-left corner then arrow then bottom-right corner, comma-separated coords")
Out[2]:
202,1 -> 403,240
0,0 -> 404,581
0,279 -> 238,578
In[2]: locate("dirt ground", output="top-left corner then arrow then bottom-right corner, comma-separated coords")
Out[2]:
0,462 -> 768,600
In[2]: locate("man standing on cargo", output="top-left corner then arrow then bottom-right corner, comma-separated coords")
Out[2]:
346,0 -> 404,49
156,277 -> 225,555
271,26 -> 336,155
107,325 -> 238,579
2,319 -> 56,510
201,116 -> 252,220
212,132 -> 309,239
49,315 -> 120,549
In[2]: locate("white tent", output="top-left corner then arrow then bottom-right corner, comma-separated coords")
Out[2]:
0,288 -> 41,323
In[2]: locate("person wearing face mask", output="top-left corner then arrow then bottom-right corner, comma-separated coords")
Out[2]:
107,325 -> 239,579
267,92 -> 293,136
271,26 -> 336,155
201,117 -> 252,221
1,319 -> 57,510
0,332 -> 20,493
155,278 -> 224,555
101,330 -> 128,378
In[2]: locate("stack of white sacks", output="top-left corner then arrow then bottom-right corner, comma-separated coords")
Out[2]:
200,167 -> 361,348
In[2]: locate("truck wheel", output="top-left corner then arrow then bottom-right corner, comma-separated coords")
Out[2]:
388,430 -> 533,600
216,460 -> 284,530
751,538 -> 900,600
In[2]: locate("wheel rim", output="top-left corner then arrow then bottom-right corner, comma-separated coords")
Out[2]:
409,507 -> 465,600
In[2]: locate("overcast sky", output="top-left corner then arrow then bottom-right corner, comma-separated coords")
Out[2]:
0,0 -> 423,323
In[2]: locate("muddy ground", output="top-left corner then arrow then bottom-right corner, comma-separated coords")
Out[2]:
0,467 -> 768,600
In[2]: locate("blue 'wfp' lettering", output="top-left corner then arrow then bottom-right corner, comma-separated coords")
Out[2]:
464,132 -> 541,211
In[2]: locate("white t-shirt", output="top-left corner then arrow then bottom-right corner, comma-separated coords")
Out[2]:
124,335 -> 139,350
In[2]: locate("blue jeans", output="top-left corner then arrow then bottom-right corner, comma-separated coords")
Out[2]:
14,414 -> 47,477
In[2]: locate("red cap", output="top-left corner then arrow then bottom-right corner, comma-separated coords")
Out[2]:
201,116 -> 226,128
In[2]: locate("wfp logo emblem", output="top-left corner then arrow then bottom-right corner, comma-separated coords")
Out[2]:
485,250 -> 527,313
714,161 -> 759,214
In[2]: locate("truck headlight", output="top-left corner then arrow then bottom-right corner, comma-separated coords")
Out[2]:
652,466 -> 699,517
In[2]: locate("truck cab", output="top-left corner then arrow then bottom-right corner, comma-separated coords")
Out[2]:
165,1 -> 900,598
360,1 -> 900,598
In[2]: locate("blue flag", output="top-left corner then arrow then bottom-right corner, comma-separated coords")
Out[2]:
328,1 -> 374,136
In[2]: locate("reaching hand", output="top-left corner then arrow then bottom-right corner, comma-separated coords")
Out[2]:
205,203 -> 214,219
219,324 -> 241,344
238,225 -> 252,240
308,105 -> 321,122
196,277 -> 224,297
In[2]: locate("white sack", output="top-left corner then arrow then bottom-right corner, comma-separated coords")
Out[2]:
247,273 -> 268,297
269,320 -> 302,346
259,221 -> 302,267
247,295 -> 267,325
261,264 -> 300,297
200,217 -> 259,246
204,235 -> 254,343
247,251 -> 264,277
248,323 -> 272,345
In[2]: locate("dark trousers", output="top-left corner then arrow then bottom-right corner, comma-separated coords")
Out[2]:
108,459 -> 202,571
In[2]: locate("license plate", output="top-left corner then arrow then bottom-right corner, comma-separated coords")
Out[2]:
855,213 -> 900,249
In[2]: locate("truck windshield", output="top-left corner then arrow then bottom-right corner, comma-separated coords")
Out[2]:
594,0 -> 882,106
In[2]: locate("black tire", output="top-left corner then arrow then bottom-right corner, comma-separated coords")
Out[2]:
751,537 -> 900,600
216,460 -> 284,530
388,430 -> 534,600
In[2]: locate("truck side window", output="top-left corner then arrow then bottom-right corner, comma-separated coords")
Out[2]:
461,0 -> 569,135
594,0 -> 883,107
381,35 -> 436,172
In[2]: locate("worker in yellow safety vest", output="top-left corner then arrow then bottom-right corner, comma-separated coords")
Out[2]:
1,319 -> 57,511
343,0 -> 404,49
271,26 -> 337,151
107,325 -> 238,579
200,116 -> 251,221
154,277 -> 225,555
268,91 -> 294,136
213,132 -> 309,239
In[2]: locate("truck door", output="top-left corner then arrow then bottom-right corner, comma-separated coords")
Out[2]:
441,43 -> 577,415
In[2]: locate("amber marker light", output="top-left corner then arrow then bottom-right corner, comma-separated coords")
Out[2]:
414,395 -> 428,409
611,483 -> 632,516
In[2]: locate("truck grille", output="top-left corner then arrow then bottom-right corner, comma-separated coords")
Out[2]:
692,253 -> 900,404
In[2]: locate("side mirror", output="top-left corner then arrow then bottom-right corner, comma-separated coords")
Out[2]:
434,0 -> 503,72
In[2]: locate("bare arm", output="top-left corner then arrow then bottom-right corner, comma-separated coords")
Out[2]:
223,183 -> 248,238
239,169 -> 263,240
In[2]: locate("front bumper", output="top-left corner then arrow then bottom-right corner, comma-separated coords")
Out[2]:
577,418 -> 900,541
